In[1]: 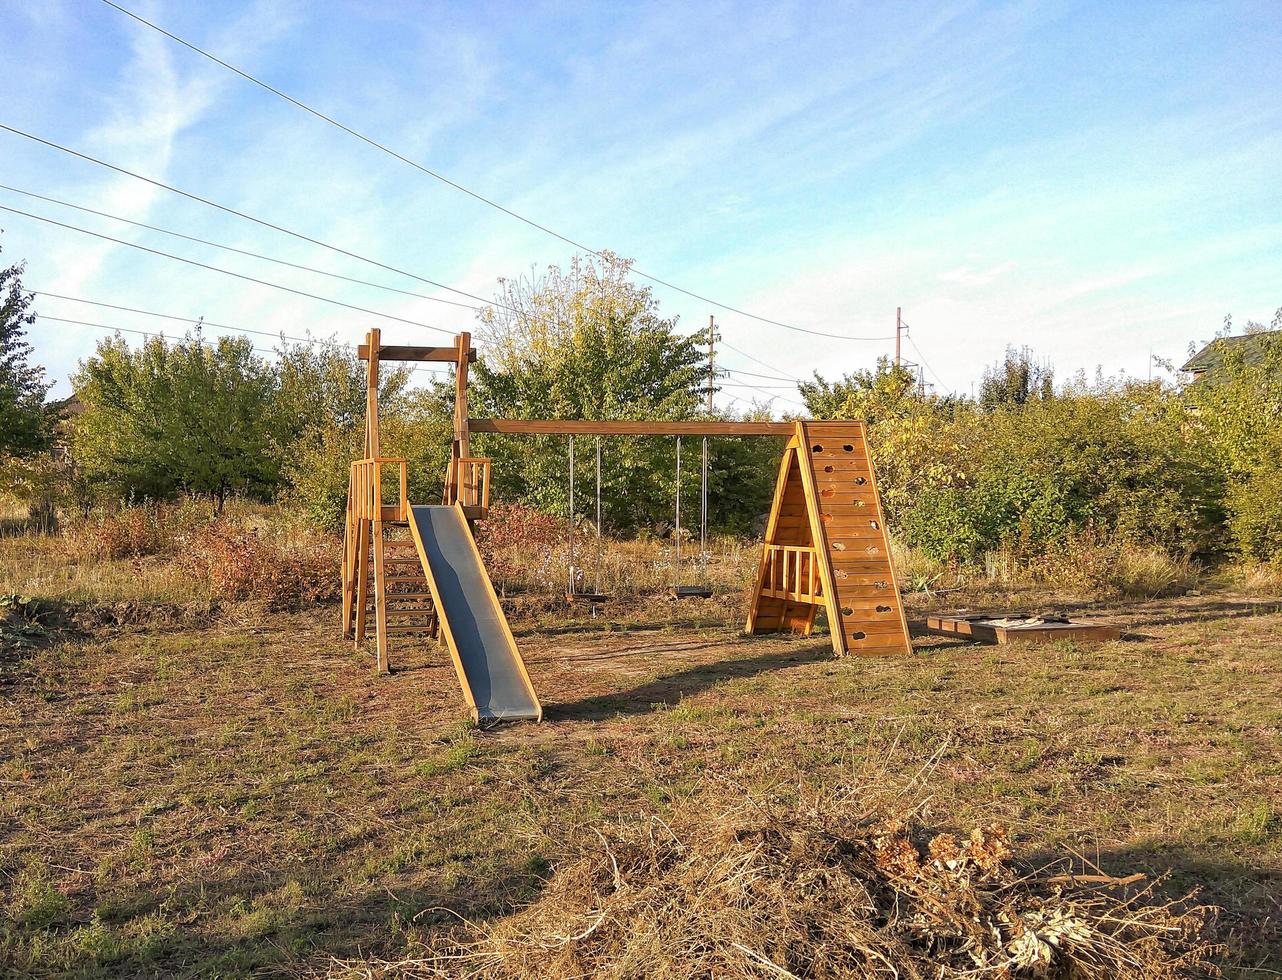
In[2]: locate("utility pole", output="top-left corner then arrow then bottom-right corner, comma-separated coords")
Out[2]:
895,306 -> 903,366
706,314 -> 716,415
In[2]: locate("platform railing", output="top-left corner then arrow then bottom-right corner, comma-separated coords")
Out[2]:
760,544 -> 822,603
350,457 -> 409,522
445,456 -> 491,511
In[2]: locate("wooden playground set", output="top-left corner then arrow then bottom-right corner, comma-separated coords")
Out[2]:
342,330 -> 912,722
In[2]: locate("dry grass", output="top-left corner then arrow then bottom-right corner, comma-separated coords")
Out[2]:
337,789 -> 1219,979
977,533 -> 1202,600
1,588 -> 1280,977
2,505 -> 1281,977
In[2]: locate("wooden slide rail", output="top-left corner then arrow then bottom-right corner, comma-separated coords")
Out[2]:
758,544 -> 822,604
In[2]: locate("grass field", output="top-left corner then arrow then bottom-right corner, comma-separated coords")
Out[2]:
2,534 -> 1281,977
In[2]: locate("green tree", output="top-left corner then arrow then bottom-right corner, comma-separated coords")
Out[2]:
0,251 -> 53,457
275,340 -> 446,530
472,252 -> 708,530
979,346 -> 1054,407
73,333 -> 281,511
799,358 -> 915,424
1183,310 -> 1282,560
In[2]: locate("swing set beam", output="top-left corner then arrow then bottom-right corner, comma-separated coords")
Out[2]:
469,419 -> 793,437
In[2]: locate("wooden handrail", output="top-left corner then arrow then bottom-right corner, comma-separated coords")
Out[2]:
350,457 -> 409,522
759,544 -> 822,604
446,457 -> 491,510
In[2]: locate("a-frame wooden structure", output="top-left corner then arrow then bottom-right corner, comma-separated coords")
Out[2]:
745,421 -> 912,656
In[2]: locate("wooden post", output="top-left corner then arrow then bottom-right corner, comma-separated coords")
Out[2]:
372,465 -> 389,673
342,468 -> 356,637
365,328 -> 381,458
353,516 -> 370,647
451,331 -> 472,505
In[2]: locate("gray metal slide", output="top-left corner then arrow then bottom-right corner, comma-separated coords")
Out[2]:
408,504 -> 542,722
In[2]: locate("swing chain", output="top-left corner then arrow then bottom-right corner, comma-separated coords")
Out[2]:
567,434 -> 576,594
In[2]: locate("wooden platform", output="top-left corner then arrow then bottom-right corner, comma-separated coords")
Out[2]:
925,614 -> 1123,645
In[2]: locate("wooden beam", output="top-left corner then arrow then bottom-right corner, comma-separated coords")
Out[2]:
357,344 -> 478,363
468,419 -> 796,436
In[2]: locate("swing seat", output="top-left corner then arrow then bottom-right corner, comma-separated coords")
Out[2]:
669,584 -> 714,600
567,590 -> 612,604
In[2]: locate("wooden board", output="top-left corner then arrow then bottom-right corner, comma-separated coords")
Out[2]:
925,614 -> 1123,645
358,343 -> 477,363
469,419 -> 794,436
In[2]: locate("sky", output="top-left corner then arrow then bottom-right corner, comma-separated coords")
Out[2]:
3,0 -> 1280,410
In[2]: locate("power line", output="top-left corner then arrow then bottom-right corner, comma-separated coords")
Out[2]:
99,0 -> 903,343
36,313 -> 447,379
39,315 -> 280,356
723,366 -> 801,383
28,290 -> 449,373
732,379 -> 807,409
0,125 -> 851,373
718,339 -> 804,382
907,334 -> 950,394
0,123 -> 502,312
0,203 -> 454,335
0,183 -> 483,312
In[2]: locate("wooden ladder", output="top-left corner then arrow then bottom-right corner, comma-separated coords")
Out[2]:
375,522 -> 439,639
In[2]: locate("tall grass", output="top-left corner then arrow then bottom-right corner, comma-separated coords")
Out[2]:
2,499 -> 339,610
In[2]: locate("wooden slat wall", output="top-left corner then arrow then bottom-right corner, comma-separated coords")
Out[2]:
746,421 -> 912,657
797,422 -> 912,656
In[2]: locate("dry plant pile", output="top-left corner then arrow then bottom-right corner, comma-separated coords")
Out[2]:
335,791 -> 1219,980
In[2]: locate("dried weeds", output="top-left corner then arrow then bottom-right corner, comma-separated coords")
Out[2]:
331,789 -> 1220,979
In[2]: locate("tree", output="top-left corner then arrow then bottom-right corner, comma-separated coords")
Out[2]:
279,341 -> 450,531
798,358 -> 915,424
472,252 -> 708,530
73,333 -> 282,511
0,250 -> 53,457
979,346 -> 1054,407
1183,309 -> 1282,560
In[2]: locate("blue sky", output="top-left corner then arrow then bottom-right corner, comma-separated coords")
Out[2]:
3,0 -> 1279,408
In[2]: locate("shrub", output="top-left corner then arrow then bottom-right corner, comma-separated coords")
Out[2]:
62,506 -> 176,560
1226,455 -> 1282,564
178,521 -> 339,609
475,502 -> 567,591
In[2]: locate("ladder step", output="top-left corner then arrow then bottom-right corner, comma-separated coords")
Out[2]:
386,592 -> 433,600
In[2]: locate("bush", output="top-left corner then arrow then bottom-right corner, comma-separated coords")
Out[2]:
178,521 -> 339,609
1226,456 -> 1282,564
62,505 -> 178,560
475,502 -> 567,591
867,379 -> 1222,571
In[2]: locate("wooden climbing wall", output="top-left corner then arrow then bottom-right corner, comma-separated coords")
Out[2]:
746,421 -> 912,656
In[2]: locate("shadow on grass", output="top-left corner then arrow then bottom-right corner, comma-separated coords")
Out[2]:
10,853 -> 547,979
1126,599 -> 1282,630
1021,842 -> 1282,977
543,641 -> 834,720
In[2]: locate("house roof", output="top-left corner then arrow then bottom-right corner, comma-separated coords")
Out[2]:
1181,330 -> 1281,376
